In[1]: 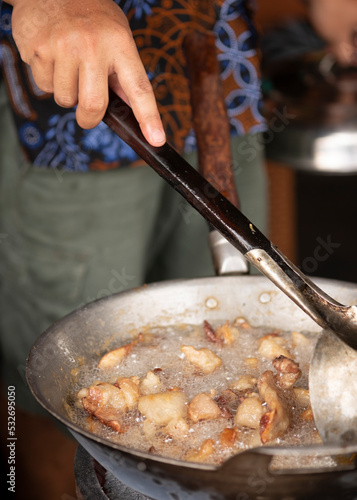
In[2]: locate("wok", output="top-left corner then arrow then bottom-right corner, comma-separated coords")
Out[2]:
27,33 -> 357,497
26,274 -> 357,499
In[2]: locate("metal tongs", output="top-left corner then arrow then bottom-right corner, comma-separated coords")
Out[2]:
103,92 -> 357,350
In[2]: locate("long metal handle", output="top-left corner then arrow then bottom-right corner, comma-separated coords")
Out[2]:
104,92 -> 269,254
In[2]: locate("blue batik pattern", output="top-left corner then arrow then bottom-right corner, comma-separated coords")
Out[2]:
0,0 -> 265,171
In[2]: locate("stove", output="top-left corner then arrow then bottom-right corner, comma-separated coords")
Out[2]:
74,445 -> 152,500
74,440 -> 357,500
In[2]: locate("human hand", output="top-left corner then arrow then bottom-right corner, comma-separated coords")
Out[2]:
8,0 -> 166,146
307,0 -> 357,66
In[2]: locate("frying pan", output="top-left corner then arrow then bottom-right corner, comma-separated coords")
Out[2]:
27,275 -> 357,499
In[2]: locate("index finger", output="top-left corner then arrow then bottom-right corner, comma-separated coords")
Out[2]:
112,54 -> 166,147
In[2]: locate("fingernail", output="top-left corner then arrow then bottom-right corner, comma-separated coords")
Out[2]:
151,129 -> 166,145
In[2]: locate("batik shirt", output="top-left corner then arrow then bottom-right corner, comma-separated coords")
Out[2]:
0,0 -> 265,172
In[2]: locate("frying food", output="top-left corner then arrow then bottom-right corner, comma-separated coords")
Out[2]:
71,319 -> 318,465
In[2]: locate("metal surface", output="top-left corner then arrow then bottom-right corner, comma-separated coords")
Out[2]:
263,55 -> 357,174
310,329 -> 357,445
208,230 -> 249,275
265,125 -> 357,174
245,247 -> 357,350
26,275 -> 357,499
75,444 -> 150,500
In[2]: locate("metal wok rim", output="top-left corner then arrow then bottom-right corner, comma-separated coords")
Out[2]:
26,275 -> 357,471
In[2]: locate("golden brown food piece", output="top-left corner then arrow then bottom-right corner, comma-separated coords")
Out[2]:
234,393 -> 265,429
187,392 -> 221,422
80,382 -> 127,432
142,419 -> 157,438
233,317 -> 251,329
215,389 -> 237,418
82,402 -> 123,432
244,357 -> 259,369
164,418 -> 190,438
76,386 -> 90,403
291,331 -> 309,348
272,356 -> 301,389
115,376 -> 140,410
258,370 -> 290,444
84,382 -> 127,410
230,375 -> 257,392
293,387 -> 310,407
301,407 -> 314,422
258,334 -> 292,361
242,429 -> 262,448
217,388 -> 237,403
186,439 -> 215,463
97,334 -> 144,370
139,370 -> 162,395
180,345 -> 222,374
97,345 -> 132,369
219,427 -> 239,449
203,320 -> 223,344
215,321 -> 239,345
138,391 -> 187,426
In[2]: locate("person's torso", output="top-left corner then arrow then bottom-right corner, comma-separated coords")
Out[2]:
0,0 -> 265,171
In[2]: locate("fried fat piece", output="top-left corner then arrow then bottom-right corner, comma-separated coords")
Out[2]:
139,370 -> 162,395
80,382 -> 127,432
219,427 -> 239,449
258,334 -> 292,361
115,376 -> 140,410
138,391 -> 187,426
188,392 -> 222,422
244,357 -> 259,369
203,320 -> 223,344
234,393 -> 265,429
164,418 -> 189,438
83,382 -> 127,410
186,439 -> 215,463
215,389 -> 238,418
258,370 -> 290,444
272,356 -> 301,389
97,334 -> 144,370
180,345 -> 222,374
142,419 -> 157,438
82,402 -> 123,432
291,331 -> 309,348
233,317 -> 251,329
217,388 -> 237,404
215,321 -> 239,345
293,387 -> 310,407
230,375 -> 257,392
301,407 -> 314,422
